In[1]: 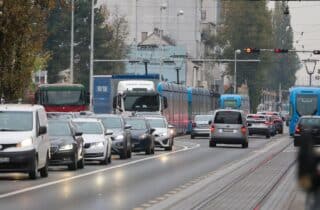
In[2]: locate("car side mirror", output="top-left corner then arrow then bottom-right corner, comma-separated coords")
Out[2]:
105,129 -> 113,136
150,128 -> 156,134
75,131 -> 83,136
125,124 -> 132,129
39,126 -> 47,135
208,120 -> 212,125
247,123 -> 252,127
168,124 -> 174,129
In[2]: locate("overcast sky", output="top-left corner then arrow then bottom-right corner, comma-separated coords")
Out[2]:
287,1 -> 320,86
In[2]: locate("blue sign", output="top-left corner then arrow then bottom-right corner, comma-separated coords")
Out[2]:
93,76 -> 112,113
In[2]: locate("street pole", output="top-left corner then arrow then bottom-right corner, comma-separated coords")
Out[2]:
176,67 -> 180,84
160,3 -> 167,81
234,49 -> 241,94
70,0 -> 74,83
89,0 -> 94,111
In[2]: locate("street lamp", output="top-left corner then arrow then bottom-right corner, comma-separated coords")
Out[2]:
159,3 -> 167,81
70,0 -> 74,83
176,10 -> 184,43
234,49 -> 241,93
303,59 -> 318,86
89,0 -> 94,111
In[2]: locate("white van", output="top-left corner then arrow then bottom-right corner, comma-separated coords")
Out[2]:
0,104 -> 50,179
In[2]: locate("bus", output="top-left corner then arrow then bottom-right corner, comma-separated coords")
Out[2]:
35,83 -> 89,112
288,86 -> 320,135
219,94 -> 250,114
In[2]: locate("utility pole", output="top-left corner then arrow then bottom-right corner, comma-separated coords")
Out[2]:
89,0 -> 94,111
70,0 -> 74,83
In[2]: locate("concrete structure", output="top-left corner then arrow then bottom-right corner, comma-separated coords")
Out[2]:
100,0 -> 222,88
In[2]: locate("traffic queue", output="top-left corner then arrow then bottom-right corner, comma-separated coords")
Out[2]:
0,104 -> 175,179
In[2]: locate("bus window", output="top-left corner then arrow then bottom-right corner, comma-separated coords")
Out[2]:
296,95 -> 318,116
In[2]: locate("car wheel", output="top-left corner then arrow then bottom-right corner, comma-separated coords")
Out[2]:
108,152 -> 112,164
280,129 -> 284,134
77,157 -> 85,169
294,139 -> 298,147
145,143 -> 152,155
266,133 -> 270,139
68,152 -> 78,170
120,141 -> 128,159
165,138 -> 173,151
127,144 -> 132,158
209,140 -> 216,147
191,134 -> 195,139
29,156 -> 38,180
40,153 -> 49,178
242,141 -> 248,148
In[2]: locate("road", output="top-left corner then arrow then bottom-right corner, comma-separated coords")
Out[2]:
0,133 -> 298,210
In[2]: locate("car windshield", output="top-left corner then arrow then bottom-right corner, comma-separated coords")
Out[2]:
100,117 -> 122,129
147,118 -> 166,128
125,119 -> 147,130
214,111 -> 243,124
0,111 -> 33,131
73,122 -> 103,134
195,115 -> 212,121
296,95 -> 318,116
48,121 -> 72,136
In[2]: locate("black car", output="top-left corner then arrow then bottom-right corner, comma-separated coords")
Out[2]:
48,119 -> 85,170
294,116 -> 320,147
124,117 -> 155,155
96,114 -> 132,159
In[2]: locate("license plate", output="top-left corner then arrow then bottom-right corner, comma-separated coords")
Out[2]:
0,157 -> 9,163
223,129 -> 233,132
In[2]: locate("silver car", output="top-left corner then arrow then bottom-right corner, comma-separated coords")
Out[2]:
209,109 -> 248,148
191,114 -> 213,139
145,116 -> 174,151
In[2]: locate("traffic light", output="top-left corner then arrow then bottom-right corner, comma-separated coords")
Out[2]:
313,50 -> 320,55
274,48 -> 289,53
244,48 -> 260,54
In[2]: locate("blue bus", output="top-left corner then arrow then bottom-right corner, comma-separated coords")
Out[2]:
288,86 -> 320,136
219,94 -> 250,114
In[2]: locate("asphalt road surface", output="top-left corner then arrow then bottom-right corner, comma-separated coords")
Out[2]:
0,133 -> 291,210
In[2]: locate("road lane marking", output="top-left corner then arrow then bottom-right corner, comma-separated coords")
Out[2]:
0,141 -> 200,199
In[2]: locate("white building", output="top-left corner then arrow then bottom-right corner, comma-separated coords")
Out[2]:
100,0 -> 222,88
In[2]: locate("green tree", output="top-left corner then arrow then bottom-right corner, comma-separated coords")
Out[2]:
268,2 -> 300,90
45,1 -> 129,89
219,0 -> 274,111
0,0 -> 59,100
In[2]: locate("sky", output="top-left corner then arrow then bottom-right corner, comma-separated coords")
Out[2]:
286,1 -> 320,86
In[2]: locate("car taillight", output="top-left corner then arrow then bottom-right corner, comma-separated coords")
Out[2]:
192,122 -> 196,128
295,126 -> 301,134
264,121 -> 270,125
210,125 -> 215,133
241,126 -> 246,135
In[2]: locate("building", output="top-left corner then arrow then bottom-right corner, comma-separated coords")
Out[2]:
100,0 -> 222,88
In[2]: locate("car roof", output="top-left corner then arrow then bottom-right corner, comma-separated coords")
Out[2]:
215,109 -> 244,113
0,104 -> 44,112
94,114 -> 122,118
71,118 -> 101,122
299,116 -> 320,119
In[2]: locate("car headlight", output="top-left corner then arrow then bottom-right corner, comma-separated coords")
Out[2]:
162,132 -> 168,136
115,135 -> 124,140
140,134 -> 147,139
59,144 -> 73,151
17,138 -> 33,148
91,142 -> 105,148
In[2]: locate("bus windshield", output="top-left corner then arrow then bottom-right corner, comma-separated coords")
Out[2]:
124,94 -> 159,111
296,94 -> 318,116
223,99 -> 237,109
45,90 -> 83,105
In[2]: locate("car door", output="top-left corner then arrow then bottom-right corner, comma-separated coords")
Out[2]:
36,109 -> 48,168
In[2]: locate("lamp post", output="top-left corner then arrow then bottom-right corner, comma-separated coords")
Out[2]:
176,10 -> 184,43
159,3 -> 167,81
303,59 -> 318,86
234,49 -> 241,94
89,0 -> 94,111
70,0 -> 74,83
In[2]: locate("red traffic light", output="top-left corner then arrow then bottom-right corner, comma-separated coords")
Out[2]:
274,48 -> 288,53
244,48 -> 260,53
313,50 -> 320,55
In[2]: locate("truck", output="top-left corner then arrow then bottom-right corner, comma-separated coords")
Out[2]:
93,74 -> 167,115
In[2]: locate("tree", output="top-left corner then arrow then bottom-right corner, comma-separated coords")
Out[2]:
45,1 -> 129,89
0,0 -> 59,100
268,2 -> 300,90
216,0 -> 274,111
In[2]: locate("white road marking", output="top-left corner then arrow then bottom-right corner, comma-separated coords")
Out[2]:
0,141 -> 200,199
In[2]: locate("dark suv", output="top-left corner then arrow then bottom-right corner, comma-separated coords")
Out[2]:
294,116 -> 320,147
209,109 -> 248,148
